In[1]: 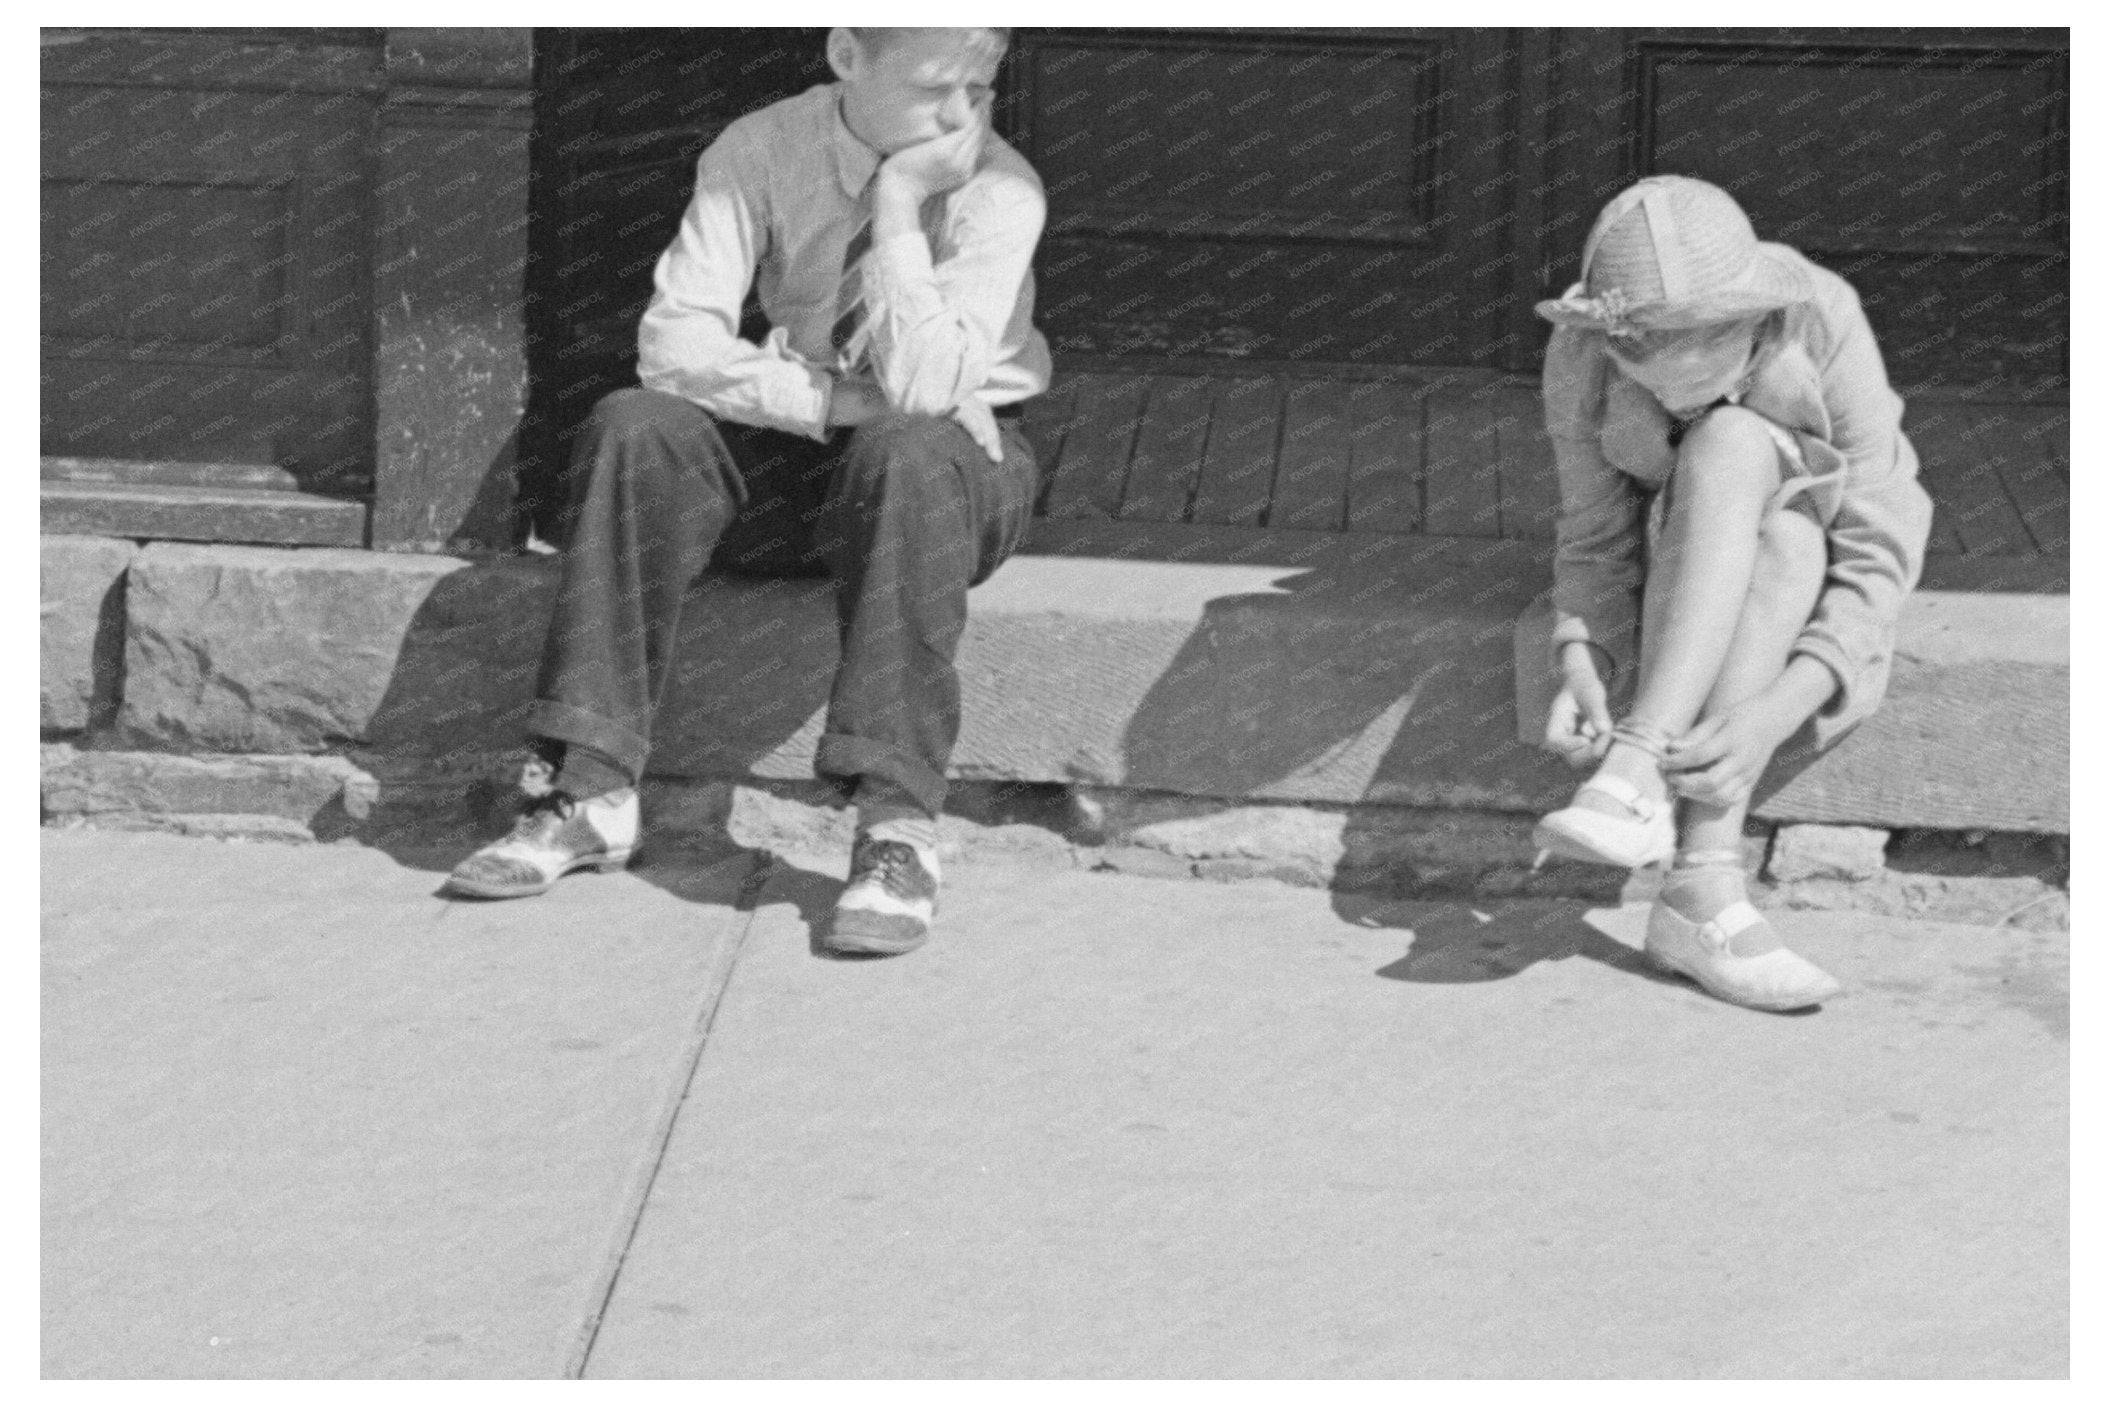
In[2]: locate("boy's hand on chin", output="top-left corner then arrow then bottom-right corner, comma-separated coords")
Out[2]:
878,108 -> 989,204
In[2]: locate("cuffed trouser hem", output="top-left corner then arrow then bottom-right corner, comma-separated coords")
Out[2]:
815,731 -> 947,820
524,698 -> 651,786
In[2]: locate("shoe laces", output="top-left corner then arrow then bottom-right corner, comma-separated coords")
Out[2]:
512,789 -> 578,832
848,836 -> 928,900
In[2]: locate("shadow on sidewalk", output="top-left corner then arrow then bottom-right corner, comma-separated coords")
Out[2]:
1334,894 -> 1678,988
340,554 -> 843,913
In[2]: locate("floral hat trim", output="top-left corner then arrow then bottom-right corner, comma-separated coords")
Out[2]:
1535,245 -> 1816,334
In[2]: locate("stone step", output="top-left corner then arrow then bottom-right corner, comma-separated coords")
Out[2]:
41,525 -> 2069,834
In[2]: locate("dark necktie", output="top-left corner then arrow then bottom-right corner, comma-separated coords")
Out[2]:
830,196 -> 875,373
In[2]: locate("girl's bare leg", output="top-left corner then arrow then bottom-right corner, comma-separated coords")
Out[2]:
1675,504 -> 1828,857
1654,503 -> 1827,957
1579,407 -> 1784,814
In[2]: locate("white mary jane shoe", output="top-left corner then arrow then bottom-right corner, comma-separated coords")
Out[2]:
1532,773 -> 1677,871
1644,896 -> 1842,1012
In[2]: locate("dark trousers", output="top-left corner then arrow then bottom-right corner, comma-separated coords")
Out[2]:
526,387 -> 1040,818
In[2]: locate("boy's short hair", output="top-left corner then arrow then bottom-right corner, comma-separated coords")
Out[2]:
847,27 -> 1010,60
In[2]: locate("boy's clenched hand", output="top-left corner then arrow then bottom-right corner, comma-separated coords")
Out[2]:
950,398 -> 1004,463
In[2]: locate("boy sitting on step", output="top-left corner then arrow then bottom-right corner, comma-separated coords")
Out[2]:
447,28 -> 1051,958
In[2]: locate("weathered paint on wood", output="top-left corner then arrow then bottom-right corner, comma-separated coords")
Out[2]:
1996,405 -> 2070,554
41,482 -> 368,548
1420,390 -> 1504,539
1345,381 -> 1423,535
1189,378 -> 1281,528
1118,376 -> 1213,525
368,28 -> 534,554
1016,378 -> 1078,509
1492,386 -> 1559,541
1268,380 -> 1356,533
1005,366 -> 2062,564
1040,372 -> 1150,520
1908,403 -> 2036,557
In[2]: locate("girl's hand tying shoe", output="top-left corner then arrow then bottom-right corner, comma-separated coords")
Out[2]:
1664,700 -> 1786,807
1544,643 -> 1615,768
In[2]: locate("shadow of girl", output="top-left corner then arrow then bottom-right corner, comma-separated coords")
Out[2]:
1336,897 -> 1675,986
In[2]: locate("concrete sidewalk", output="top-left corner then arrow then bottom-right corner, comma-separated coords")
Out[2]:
42,828 -> 2067,1378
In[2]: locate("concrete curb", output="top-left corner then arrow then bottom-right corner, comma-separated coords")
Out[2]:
41,530 -> 2070,834
40,746 -> 2068,931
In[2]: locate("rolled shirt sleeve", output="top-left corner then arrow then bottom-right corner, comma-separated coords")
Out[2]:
860,172 -> 1046,417
637,135 -> 835,441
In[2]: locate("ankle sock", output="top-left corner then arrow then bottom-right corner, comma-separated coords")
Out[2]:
531,737 -> 632,801
863,812 -> 939,861
1662,864 -> 1780,957
852,776 -> 937,852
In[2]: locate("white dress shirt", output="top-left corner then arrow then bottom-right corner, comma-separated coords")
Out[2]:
637,82 -> 1053,441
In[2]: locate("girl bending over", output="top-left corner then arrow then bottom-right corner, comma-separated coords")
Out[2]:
1534,175 -> 1932,1012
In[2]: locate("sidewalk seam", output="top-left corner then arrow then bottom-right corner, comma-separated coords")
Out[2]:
562,850 -> 777,1379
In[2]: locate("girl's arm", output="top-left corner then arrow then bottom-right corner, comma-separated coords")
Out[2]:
1543,326 -> 1650,684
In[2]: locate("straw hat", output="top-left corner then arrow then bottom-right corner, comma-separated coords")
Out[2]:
1536,175 -> 1813,334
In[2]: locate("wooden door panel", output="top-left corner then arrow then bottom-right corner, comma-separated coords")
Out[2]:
41,42 -> 380,492
1006,29 -> 1524,369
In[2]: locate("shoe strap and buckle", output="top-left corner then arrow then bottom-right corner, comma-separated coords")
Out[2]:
1576,773 -> 1662,824
1706,900 -> 1765,939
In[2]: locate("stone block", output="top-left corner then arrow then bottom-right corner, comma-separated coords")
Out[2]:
1090,845 -> 1199,881
1767,823 -> 1892,883
107,529 -> 2066,837
934,820 -> 1076,868
93,813 -> 320,844
1109,799 -> 1349,868
118,543 -> 553,758
41,749 -> 377,826
1078,787 -> 1550,891
723,783 -> 856,859
1194,856 -> 1329,887
41,535 -> 136,733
